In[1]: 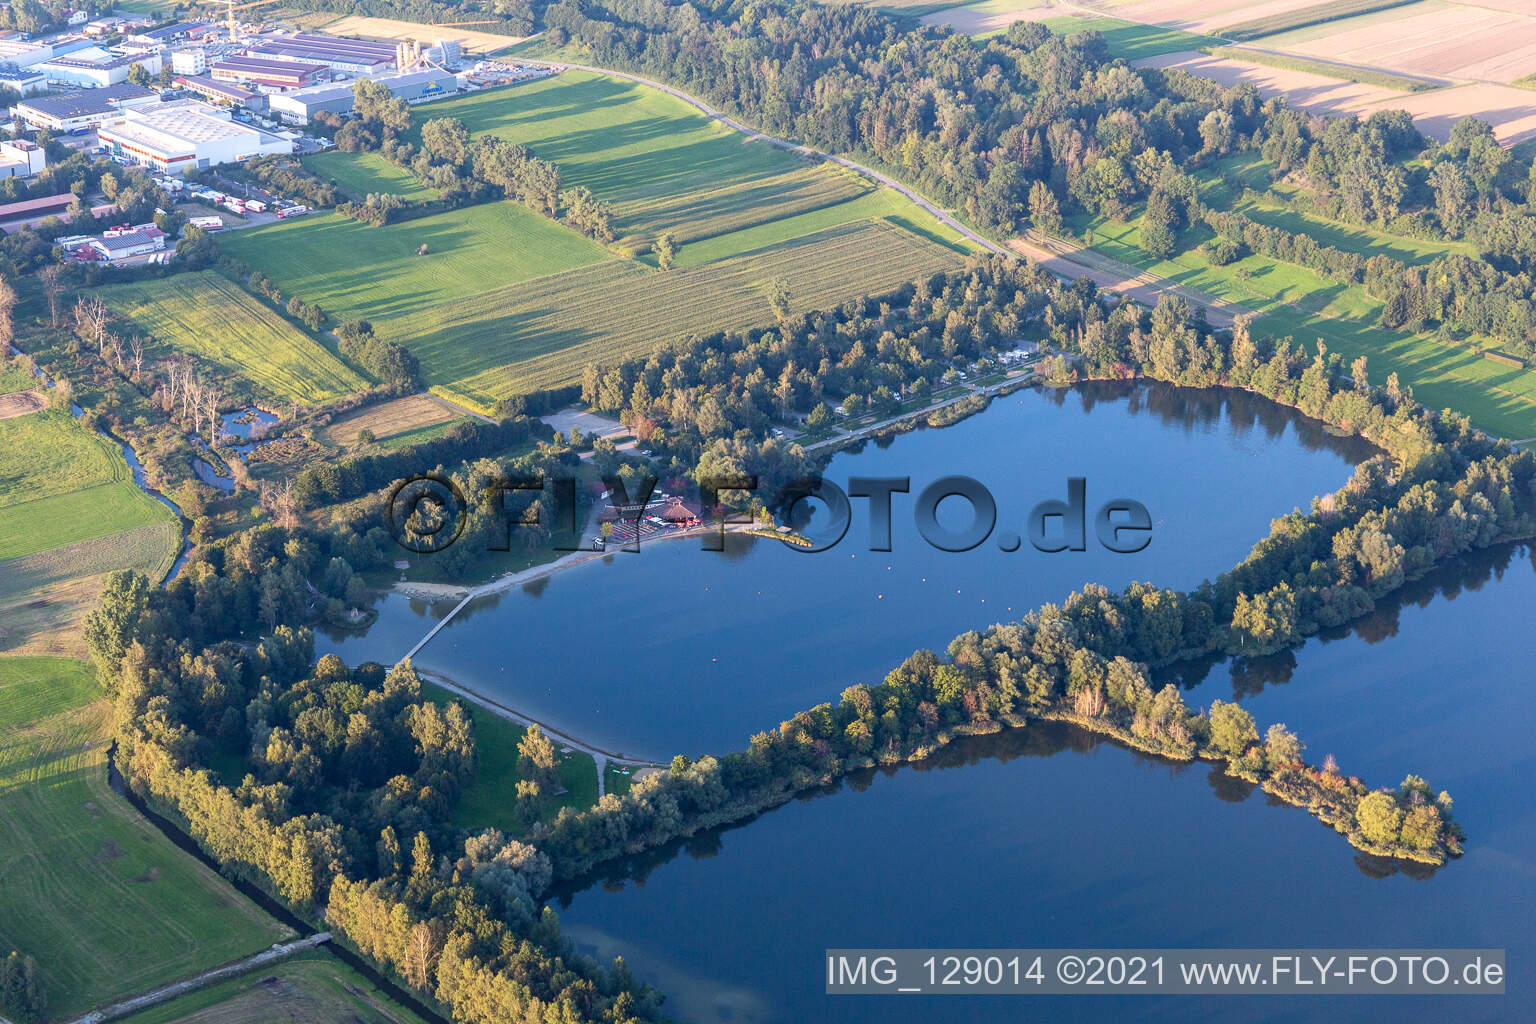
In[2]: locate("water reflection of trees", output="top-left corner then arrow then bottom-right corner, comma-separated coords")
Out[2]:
1157,542 -> 1533,699
552,716 -> 1437,905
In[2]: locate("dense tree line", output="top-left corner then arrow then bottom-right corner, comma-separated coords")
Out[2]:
337,319 -> 421,387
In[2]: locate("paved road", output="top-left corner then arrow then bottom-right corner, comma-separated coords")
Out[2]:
66,934 -> 331,1024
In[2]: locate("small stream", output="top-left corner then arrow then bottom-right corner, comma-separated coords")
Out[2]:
192,407 -> 285,492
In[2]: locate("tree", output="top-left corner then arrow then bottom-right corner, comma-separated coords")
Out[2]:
767,277 -> 791,322
1027,181 -> 1062,236
38,263 -> 64,327
0,275 -> 16,351
82,571 -> 151,679
655,231 -> 677,270
1207,699 -> 1258,757
517,724 -> 558,793
420,117 -> 469,165
1355,791 -> 1403,845
127,62 -> 152,88
0,952 -> 44,1023
1199,109 -> 1235,156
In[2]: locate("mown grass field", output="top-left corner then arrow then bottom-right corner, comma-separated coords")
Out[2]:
218,202 -> 614,329
406,70 -> 880,253
1042,15 -> 1218,59
317,392 -> 463,447
1070,207 -> 1536,438
302,149 -> 439,201
413,218 -> 966,409
115,949 -> 431,1024
423,683 -> 600,834
95,272 -> 367,405
0,657 -> 290,1020
0,522 -> 180,657
0,412 -> 175,562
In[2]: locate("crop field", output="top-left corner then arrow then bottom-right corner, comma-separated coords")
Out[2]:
918,0 -> 1052,36
410,219 -> 966,409
95,272 -> 367,405
302,149 -> 438,201
0,656 -> 290,1020
318,393 -> 463,447
218,202 -> 614,328
1071,209 -> 1536,438
406,70 -> 880,253
1261,1 -> 1536,84
0,413 -> 175,562
322,13 -> 523,54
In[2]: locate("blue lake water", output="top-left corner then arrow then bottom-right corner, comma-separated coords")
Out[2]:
321,382 -> 1375,760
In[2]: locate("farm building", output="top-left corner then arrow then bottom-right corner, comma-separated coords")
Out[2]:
70,224 -> 166,261
266,68 -> 456,123
14,84 -> 159,132
211,55 -> 325,89
250,33 -> 396,75
97,99 -> 290,171
175,75 -> 264,110
0,140 -> 46,179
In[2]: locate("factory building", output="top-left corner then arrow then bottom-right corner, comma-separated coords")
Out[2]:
175,75 -> 265,111
0,140 -> 46,178
251,33 -> 396,75
211,55 -> 324,89
265,68 -> 456,123
0,67 -> 48,96
96,99 -> 290,171
39,47 -> 149,88
14,83 -> 160,133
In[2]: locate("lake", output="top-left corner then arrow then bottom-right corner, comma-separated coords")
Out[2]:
319,382 -> 1376,760
548,543 -> 1535,1024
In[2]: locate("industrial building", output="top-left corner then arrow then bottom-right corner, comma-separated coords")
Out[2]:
251,33 -> 396,75
171,48 -> 207,76
38,48 -> 148,88
175,74 -> 264,110
0,140 -> 45,178
14,83 -> 159,132
266,68 -> 456,123
97,99 -> 289,171
211,55 -> 324,89
0,67 -> 47,96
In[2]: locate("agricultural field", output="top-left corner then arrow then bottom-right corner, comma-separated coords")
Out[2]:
230,70 -> 971,412
321,13 -> 524,54
0,412 -> 175,562
403,70 -> 881,253
218,201 -> 614,330
409,218 -> 965,408
94,272 -> 368,406
0,523 -> 179,658
1259,1 -> 1536,84
1068,205 -> 1536,438
317,392 -> 464,447
302,149 -> 438,201
114,949 -> 432,1024
0,657 -> 290,1021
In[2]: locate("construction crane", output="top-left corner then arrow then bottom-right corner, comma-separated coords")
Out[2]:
196,0 -> 282,44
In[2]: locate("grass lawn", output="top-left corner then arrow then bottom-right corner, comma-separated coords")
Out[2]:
0,657 -> 290,1020
410,218 -> 966,409
0,412 -> 175,561
114,949 -> 431,1024
303,149 -> 439,201
94,272 -> 367,405
409,70 -> 877,253
1071,209 -> 1536,438
1041,15 -> 1218,59
422,683 -> 599,834
218,201 -> 614,331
